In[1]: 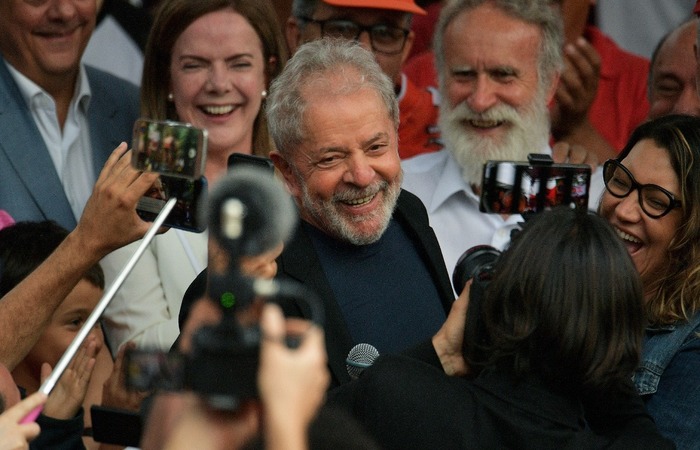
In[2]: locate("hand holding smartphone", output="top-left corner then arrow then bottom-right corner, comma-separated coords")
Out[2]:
131,119 -> 208,232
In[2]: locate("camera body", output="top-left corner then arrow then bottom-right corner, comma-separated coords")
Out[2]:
453,245 -> 501,368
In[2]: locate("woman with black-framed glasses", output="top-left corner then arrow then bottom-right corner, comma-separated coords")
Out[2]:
599,113 -> 700,449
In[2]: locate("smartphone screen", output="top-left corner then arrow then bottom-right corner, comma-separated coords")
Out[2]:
136,175 -> 207,232
479,160 -> 591,214
124,348 -> 184,392
132,119 -> 207,180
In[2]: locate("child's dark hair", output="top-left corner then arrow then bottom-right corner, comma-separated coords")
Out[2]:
0,221 -> 104,296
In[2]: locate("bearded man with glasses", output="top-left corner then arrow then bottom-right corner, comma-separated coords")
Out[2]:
286,0 -> 443,159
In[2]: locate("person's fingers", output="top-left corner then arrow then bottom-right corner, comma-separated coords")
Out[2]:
260,303 -> 286,343
551,141 -> 571,163
39,363 -> 52,385
94,142 -> 129,185
3,391 -> 47,422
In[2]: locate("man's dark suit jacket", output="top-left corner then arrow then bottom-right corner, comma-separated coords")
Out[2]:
179,189 -> 455,387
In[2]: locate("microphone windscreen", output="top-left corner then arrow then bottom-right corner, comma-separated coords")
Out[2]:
346,343 -> 379,380
204,166 -> 297,257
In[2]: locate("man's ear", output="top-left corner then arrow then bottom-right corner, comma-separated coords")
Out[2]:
269,151 -> 301,198
545,71 -> 561,104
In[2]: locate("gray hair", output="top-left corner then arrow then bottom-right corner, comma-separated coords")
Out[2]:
266,37 -> 400,156
434,0 -> 564,91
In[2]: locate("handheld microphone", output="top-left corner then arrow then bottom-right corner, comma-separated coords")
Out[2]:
346,343 -> 379,380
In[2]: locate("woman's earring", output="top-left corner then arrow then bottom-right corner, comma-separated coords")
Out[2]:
261,90 -> 268,99
167,92 -> 174,102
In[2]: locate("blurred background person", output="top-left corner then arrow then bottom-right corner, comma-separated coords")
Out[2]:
82,0 -> 151,85
100,0 -> 289,354
647,18 -> 700,120
597,0 -> 696,59
599,113 -> 700,448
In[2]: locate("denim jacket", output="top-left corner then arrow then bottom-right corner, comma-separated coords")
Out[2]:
633,311 -> 700,450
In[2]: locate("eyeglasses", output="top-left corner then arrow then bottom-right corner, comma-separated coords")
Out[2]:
299,17 -> 409,55
603,159 -> 682,218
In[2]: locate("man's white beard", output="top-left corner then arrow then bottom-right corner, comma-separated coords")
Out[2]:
439,91 -> 551,187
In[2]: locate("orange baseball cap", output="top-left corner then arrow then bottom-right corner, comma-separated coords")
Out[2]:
323,0 -> 427,15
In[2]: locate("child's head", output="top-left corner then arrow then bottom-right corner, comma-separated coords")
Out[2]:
0,221 -> 105,385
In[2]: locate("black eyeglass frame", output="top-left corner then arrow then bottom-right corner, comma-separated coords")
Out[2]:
603,159 -> 682,219
298,17 -> 410,55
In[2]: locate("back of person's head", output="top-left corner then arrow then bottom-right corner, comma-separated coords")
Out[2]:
616,114 -> 700,324
471,207 -> 645,393
141,0 -> 288,152
266,37 -> 399,157
0,221 -> 104,297
433,0 -> 563,90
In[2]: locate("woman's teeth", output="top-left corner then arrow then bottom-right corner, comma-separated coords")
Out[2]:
202,105 -> 234,115
615,228 -> 642,244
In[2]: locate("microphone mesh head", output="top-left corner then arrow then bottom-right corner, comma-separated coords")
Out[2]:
346,343 -> 379,380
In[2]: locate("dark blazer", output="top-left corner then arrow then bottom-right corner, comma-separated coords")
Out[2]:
178,189 -> 455,387
0,56 -> 140,230
278,189 -> 454,386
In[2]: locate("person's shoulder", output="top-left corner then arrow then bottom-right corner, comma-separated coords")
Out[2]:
402,148 -> 450,174
85,65 -> 139,95
401,149 -> 451,201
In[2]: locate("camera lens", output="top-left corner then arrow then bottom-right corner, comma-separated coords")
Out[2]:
452,245 -> 500,293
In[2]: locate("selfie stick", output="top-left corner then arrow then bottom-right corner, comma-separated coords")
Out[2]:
20,197 -> 177,424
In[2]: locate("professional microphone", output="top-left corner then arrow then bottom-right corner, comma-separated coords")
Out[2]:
205,165 -> 297,258
346,343 -> 380,380
203,166 -> 297,313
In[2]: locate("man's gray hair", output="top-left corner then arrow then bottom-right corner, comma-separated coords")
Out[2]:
433,0 -> 564,90
266,37 -> 400,156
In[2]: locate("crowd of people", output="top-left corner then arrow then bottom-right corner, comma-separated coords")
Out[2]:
0,0 -> 699,449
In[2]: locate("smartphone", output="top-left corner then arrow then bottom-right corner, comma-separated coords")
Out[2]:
479,159 -> 591,214
123,347 -> 185,392
132,118 -> 207,179
136,175 -> 207,232
227,153 -> 275,174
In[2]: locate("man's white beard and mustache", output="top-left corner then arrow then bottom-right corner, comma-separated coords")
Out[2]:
299,173 -> 402,246
439,89 -> 551,187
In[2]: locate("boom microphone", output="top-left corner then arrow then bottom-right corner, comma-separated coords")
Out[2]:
346,343 -> 379,380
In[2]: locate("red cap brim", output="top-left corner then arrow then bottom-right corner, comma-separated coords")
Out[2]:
323,0 -> 427,15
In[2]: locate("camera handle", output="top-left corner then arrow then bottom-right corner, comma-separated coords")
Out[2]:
21,197 -> 178,424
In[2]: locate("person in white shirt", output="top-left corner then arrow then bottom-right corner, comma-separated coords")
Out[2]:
401,0 -> 599,279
